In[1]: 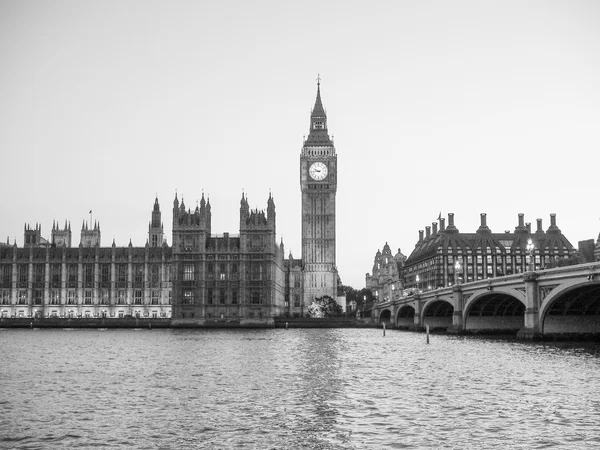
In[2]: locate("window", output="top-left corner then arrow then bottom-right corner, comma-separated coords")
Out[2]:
184,264 -> 194,281
151,265 -> 160,285
251,292 -> 261,304
68,265 -> 77,284
134,265 -> 143,284
151,290 -> 159,305
84,289 -> 93,305
231,291 -> 238,304
1,265 -> 11,285
294,295 -> 300,307
219,263 -> 226,280
67,290 -> 76,305
118,290 -> 126,305
18,265 -> 28,284
33,289 -> 43,305
101,265 -> 111,283
100,289 -> 109,305
219,289 -> 225,304
49,289 -> 60,305
117,265 -> 127,284
0,289 -> 10,305
134,289 -> 143,305
34,265 -> 44,283
51,264 -> 61,284
183,290 -> 193,304
84,265 -> 94,284
207,289 -> 213,304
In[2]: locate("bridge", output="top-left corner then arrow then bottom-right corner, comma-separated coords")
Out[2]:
371,262 -> 600,339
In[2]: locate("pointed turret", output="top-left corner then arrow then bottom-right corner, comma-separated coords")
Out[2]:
304,77 -> 333,147
149,196 -> 164,247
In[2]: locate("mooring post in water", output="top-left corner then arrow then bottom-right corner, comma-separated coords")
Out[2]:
426,324 -> 430,344
148,322 -> 152,330
383,322 -> 386,336
285,322 -> 288,329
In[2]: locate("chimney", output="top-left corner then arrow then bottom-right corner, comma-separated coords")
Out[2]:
440,218 -> 446,231
419,230 -> 424,242
448,213 -> 455,228
518,213 -> 524,228
480,213 -> 487,227
536,219 -> 543,233
432,222 -> 438,234
526,222 -> 531,234
547,213 -> 560,233
426,226 -> 431,238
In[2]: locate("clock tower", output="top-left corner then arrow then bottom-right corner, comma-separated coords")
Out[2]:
300,79 -> 338,306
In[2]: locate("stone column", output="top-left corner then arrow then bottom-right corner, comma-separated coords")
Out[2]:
517,272 -> 542,340
412,294 -> 423,330
389,303 -> 397,328
448,284 -> 464,334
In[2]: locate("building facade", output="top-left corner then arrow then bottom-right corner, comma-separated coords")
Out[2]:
0,81 -> 340,321
0,213 -> 172,319
402,212 -> 575,292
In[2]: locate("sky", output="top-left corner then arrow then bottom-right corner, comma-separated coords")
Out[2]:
1,0 -> 599,289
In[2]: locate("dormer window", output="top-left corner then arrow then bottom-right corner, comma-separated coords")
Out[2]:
313,121 -> 324,130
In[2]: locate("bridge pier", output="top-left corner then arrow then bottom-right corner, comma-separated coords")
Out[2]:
447,285 -> 464,334
517,272 -> 543,340
412,294 -> 423,330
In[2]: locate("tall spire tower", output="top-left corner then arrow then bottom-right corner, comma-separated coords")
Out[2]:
300,77 -> 338,307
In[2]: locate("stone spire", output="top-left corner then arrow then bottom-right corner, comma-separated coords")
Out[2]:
304,76 -> 333,147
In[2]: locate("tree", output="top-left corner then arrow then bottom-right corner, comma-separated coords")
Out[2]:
308,295 -> 343,318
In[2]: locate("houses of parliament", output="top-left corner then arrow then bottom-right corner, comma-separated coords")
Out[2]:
0,82 -> 340,322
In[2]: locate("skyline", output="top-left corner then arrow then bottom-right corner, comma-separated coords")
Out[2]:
1,1 -> 600,289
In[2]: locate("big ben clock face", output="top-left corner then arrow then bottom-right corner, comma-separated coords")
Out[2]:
309,162 -> 328,181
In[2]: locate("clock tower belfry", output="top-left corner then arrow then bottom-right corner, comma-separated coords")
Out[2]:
300,78 -> 338,306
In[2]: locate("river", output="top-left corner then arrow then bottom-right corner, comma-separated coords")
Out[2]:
1,328 -> 599,449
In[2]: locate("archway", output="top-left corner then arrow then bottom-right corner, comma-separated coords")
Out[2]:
422,300 -> 453,331
465,292 -> 525,333
396,305 -> 415,329
543,283 -> 600,335
379,309 -> 392,326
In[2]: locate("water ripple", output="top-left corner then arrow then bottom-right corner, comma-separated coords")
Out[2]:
1,329 -> 599,448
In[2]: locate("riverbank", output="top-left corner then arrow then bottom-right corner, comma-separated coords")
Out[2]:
0,316 -> 377,329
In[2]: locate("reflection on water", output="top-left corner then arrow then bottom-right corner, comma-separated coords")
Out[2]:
1,328 -> 599,449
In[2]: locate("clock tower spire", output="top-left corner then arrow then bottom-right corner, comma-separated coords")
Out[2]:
300,78 -> 338,309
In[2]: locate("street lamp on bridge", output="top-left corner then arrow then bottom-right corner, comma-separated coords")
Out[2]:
454,259 -> 462,285
526,238 -> 535,272
416,274 -> 420,293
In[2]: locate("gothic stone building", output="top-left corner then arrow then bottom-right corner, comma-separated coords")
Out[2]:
0,215 -> 172,320
0,82 -> 340,321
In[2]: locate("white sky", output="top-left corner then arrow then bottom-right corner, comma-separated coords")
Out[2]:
1,0 -> 599,289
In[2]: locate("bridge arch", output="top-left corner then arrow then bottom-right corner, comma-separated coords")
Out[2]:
396,305 -> 415,329
379,309 -> 392,326
463,289 -> 525,333
421,299 -> 453,331
540,281 -> 600,335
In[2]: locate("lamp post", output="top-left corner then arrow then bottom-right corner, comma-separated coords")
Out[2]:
526,238 -> 535,272
416,274 -> 420,293
454,259 -> 462,285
